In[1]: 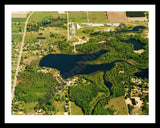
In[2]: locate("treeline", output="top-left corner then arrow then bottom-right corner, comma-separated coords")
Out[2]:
27,17 -> 67,32
76,40 -> 99,54
55,41 -> 73,53
76,38 -> 106,54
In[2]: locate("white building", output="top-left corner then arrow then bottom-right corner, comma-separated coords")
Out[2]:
112,23 -> 121,27
76,24 -> 81,29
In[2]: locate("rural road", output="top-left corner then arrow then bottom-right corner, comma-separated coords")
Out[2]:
11,11 -> 34,102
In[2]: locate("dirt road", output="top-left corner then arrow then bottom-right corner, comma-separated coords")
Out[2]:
11,11 -> 34,102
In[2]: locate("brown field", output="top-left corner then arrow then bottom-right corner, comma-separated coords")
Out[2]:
107,11 -> 127,23
23,56 -> 42,65
12,11 -> 28,18
128,17 -> 148,22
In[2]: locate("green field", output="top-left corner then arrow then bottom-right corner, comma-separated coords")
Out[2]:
69,11 -> 109,23
71,102 -> 84,115
28,11 -> 66,23
12,18 -> 26,22
88,11 -> 109,23
105,96 -> 128,115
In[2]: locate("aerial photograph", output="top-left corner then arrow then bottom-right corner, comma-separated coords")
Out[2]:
11,10 -> 149,116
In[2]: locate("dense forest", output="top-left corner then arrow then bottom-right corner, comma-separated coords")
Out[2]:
12,60 -> 59,114
93,97 -> 115,115
69,74 -> 110,115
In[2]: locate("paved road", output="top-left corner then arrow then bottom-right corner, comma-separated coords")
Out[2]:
11,11 -> 34,102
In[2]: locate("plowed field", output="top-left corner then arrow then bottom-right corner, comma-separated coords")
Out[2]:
107,11 -> 127,23
12,11 -> 28,18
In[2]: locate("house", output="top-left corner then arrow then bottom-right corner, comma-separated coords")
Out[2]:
119,70 -> 125,74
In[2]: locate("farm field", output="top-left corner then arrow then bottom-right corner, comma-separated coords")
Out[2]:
11,11 -> 149,116
107,11 -> 127,23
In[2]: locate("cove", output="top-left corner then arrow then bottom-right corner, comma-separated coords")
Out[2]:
134,68 -> 149,79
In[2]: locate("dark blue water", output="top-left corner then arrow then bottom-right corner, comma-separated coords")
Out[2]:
39,49 -> 148,80
124,39 -> 144,50
134,68 -> 149,79
39,50 -> 113,79
121,26 -> 146,33
118,26 -> 146,50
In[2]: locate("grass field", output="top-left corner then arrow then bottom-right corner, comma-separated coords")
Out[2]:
88,11 -> 109,23
71,102 -> 84,115
69,11 -> 88,23
105,96 -> 128,115
54,101 -> 65,115
28,11 -> 66,23
69,11 -> 109,23
12,18 -> 26,22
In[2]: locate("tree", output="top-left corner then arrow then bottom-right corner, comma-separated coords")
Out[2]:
128,104 -> 134,114
144,11 -> 149,20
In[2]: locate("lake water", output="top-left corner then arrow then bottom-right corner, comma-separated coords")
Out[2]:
39,50 -> 114,79
39,49 -> 148,92
39,49 -> 148,79
119,26 -> 146,50
121,26 -> 146,33
124,39 -> 144,50
134,68 -> 149,79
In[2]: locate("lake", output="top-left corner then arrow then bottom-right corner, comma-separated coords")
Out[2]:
39,49 -> 149,79
39,50 -> 113,79
39,49 -> 148,91
124,39 -> 144,50
121,26 -> 146,33
119,26 -> 146,50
